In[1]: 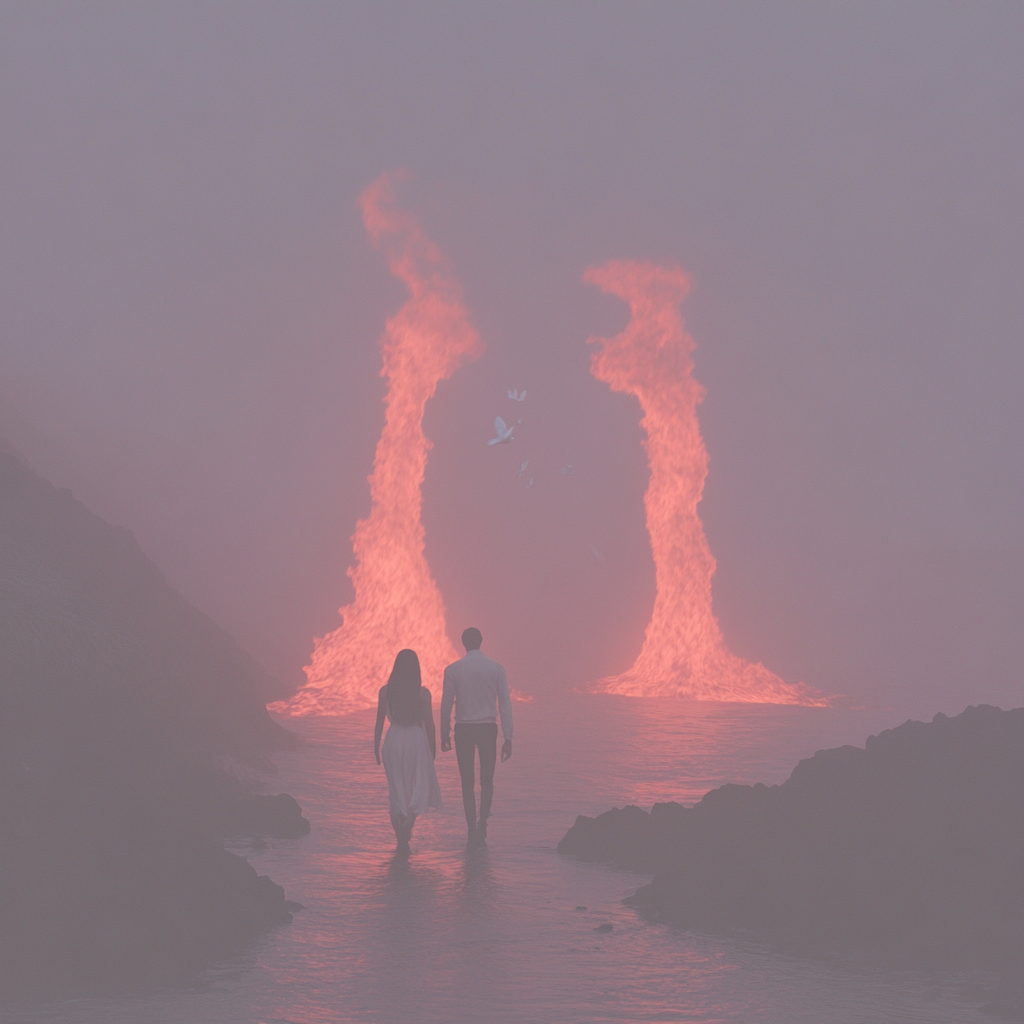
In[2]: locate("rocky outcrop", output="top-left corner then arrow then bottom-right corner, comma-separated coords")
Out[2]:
219,792 -> 312,840
0,449 -> 295,756
560,705 -> 1024,977
0,449 -> 306,995
557,802 -> 685,871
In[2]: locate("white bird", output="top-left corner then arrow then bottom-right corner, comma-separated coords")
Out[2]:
517,459 -> 530,476
527,477 -> 534,488
488,416 -> 515,445
507,388 -> 527,401
560,463 -> 573,475
590,544 -> 605,562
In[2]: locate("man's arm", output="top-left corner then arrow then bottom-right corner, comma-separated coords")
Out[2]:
440,667 -> 454,752
497,665 -> 513,761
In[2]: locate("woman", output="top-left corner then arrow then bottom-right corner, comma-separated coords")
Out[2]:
374,649 -> 441,851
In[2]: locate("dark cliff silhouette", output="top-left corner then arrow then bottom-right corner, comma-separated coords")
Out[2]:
0,448 -> 307,996
559,705 -> 1023,1010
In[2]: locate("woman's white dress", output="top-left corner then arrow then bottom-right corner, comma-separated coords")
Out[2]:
381,710 -> 442,818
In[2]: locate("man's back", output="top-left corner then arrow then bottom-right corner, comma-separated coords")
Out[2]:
440,630 -> 513,842
441,649 -> 513,740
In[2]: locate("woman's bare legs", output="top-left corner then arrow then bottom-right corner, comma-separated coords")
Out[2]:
390,810 -> 417,850
391,811 -> 408,847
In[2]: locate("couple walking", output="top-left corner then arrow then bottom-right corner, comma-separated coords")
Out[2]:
373,627 -> 514,851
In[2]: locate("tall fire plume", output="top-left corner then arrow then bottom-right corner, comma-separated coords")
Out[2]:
274,173 -> 480,716
585,261 -> 826,705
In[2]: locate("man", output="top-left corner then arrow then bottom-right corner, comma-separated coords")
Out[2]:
440,627 -> 513,845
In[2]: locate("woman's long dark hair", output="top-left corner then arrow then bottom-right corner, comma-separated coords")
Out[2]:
386,649 -> 423,725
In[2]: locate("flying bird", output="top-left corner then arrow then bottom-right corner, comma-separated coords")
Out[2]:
488,416 -> 515,445
590,545 -> 605,562
518,460 -> 530,476
560,463 -> 573,475
527,477 -> 534,488
507,388 -> 527,401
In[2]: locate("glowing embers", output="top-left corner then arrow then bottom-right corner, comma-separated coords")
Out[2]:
274,173 -> 481,716
584,261 -> 825,705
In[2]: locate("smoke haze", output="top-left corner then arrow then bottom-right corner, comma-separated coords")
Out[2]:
1,1 -> 1021,714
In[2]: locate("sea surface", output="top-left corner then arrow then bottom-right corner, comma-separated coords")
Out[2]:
13,695 -> 991,1023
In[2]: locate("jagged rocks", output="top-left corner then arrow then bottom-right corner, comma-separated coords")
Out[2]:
0,450 -> 308,996
560,705 -> 1024,975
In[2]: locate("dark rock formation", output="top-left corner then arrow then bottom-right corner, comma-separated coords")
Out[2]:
219,791 -> 312,840
560,705 -> 1024,980
0,449 -> 306,996
0,448 -> 295,756
558,802 -> 686,872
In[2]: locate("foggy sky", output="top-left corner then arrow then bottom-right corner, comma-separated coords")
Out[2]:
1,1 -> 1021,714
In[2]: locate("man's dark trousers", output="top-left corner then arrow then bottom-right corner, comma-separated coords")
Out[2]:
454,722 -> 498,827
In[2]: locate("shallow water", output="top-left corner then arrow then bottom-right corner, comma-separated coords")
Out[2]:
14,696 -> 989,1023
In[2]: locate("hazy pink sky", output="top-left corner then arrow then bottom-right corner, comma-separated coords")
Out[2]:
1,2 -> 1021,715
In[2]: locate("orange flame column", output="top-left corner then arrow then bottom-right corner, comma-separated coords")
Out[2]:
275,174 -> 481,716
585,261 -> 825,705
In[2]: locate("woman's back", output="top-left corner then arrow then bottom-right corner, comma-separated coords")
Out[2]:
374,649 -> 441,849
382,684 -> 429,726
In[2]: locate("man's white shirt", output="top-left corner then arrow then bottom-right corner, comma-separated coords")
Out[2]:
440,649 -> 514,742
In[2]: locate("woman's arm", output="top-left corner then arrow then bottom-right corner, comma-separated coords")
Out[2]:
421,688 -> 437,760
374,687 -> 387,764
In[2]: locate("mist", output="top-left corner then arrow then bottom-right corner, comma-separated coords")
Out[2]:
1,1 -> 1021,716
